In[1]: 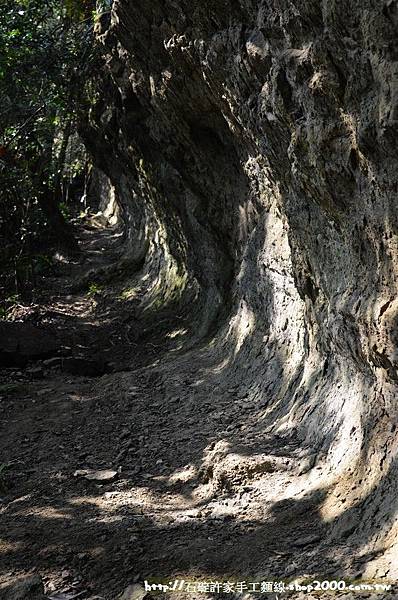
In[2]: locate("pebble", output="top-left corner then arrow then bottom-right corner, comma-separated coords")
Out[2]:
73,469 -> 118,482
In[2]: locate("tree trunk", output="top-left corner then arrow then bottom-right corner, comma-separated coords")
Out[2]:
37,183 -> 78,254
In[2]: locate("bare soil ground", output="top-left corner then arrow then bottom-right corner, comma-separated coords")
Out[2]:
0,224 -> 388,600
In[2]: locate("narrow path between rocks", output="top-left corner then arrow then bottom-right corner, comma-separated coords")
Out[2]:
0,222 -> 387,600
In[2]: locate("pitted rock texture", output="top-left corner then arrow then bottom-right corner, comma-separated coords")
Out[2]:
79,0 -> 398,594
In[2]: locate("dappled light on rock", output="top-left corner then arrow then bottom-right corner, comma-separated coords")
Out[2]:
1,0 -> 398,599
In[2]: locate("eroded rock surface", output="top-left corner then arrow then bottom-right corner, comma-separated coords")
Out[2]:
2,1 -> 398,598
81,0 -> 398,589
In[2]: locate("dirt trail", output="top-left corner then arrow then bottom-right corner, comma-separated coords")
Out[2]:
0,224 -> 386,600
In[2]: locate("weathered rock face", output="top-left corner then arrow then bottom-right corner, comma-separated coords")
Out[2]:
87,0 -> 398,582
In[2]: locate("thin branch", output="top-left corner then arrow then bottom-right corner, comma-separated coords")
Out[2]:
3,104 -> 46,147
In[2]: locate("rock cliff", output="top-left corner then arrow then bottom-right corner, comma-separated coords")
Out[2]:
84,0 -> 398,588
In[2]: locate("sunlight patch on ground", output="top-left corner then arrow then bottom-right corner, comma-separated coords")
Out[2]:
68,496 -> 105,508
167,464 -> 198,484
0,540 -> 23,554
19,506 -> 73,520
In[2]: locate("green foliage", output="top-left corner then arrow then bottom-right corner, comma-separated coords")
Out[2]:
59,202 -> 71,221
0,0 -> 103,295
87,282 -> 102,296
66,0 -> 95,21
